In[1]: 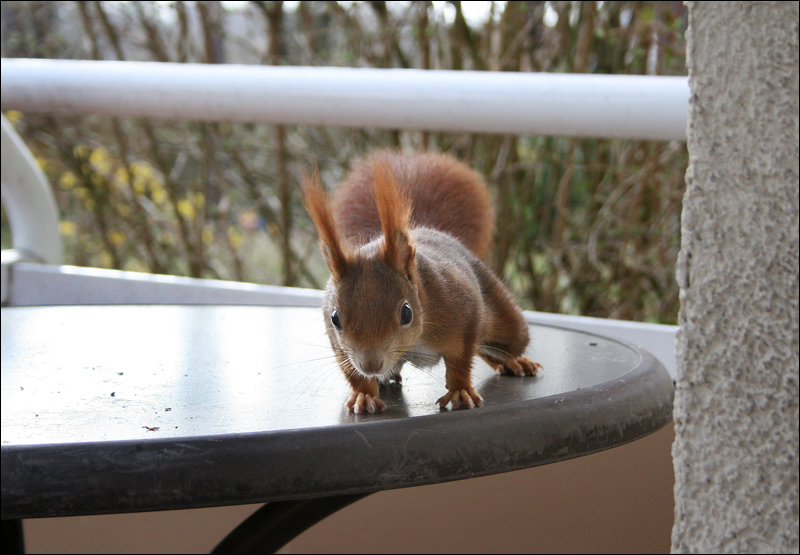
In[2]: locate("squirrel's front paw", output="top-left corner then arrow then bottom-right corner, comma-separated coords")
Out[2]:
346,392 -> 386,414
436,388 -> 484,410
496,356 -> 542,377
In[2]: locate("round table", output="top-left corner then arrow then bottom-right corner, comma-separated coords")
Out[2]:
1,305 -> 673,552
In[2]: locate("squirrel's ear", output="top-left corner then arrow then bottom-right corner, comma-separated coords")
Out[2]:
371,158 -> 416,280
386,228 -> 416,280
320,242 -> 348,280
303,169 -> 348,280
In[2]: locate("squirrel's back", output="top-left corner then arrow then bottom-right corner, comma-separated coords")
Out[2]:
332,150 -> 495,259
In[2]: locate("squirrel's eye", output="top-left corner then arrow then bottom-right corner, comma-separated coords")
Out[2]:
331,310 -> 342,330
400,303 -> 413,326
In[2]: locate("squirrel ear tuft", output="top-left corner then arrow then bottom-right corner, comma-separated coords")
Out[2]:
303,169 -> 349,279
371,158 -> 416,279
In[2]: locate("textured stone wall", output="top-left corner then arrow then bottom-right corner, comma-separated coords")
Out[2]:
672,2 -> 799,553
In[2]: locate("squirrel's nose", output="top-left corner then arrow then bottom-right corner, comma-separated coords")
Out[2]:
355,354 -> 384,376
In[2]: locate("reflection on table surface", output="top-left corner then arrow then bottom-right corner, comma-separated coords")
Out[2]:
2,305 -> 639,445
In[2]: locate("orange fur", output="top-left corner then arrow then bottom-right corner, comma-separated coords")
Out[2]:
302,169 -> 348,280
303,150 -> 540,414
371,158 -> 416,279
333,150 -> 495,259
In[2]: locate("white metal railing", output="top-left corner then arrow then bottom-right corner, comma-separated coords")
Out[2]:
1,58 -> 689,141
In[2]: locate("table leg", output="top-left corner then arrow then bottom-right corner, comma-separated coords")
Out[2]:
2,520 -> 24,554
211,493 -> 368,554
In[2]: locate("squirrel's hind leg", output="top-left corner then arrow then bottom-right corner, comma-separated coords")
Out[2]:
478,345 -> 542,377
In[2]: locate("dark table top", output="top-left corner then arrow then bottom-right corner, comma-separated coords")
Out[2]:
1,305 -> 673,520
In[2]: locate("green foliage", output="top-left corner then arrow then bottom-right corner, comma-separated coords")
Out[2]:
0,1 -> 688,323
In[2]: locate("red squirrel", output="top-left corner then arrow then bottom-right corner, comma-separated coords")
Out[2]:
303,150 -> 541,414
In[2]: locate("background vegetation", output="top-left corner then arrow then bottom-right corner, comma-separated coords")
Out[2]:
1,1 -> 688,323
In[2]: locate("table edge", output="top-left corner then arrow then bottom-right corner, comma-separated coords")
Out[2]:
1,315 -> 674,520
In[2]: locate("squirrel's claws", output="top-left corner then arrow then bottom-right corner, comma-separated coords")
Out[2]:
495,356 -> 542,377
347,392 -> 386,414
436,388 -> 483,410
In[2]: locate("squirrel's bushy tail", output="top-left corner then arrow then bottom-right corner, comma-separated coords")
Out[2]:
332,150 -> 495,259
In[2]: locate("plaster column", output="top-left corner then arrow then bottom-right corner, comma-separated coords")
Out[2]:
672,2 -> 799,553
